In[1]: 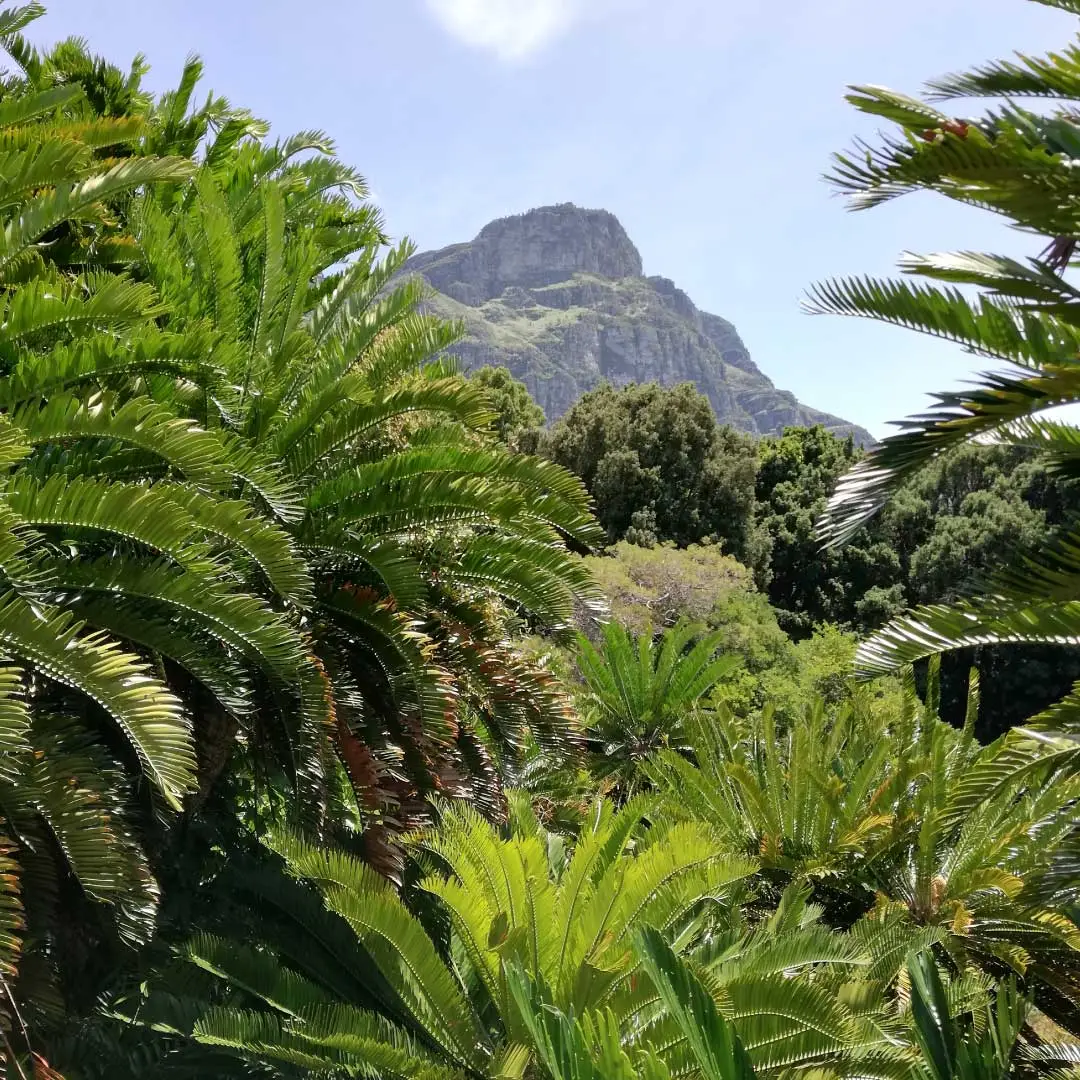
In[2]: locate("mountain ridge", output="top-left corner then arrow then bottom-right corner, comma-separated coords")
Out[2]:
407,203 -> 873,446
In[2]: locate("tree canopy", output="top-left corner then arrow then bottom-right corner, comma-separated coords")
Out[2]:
542,381 -> 767,567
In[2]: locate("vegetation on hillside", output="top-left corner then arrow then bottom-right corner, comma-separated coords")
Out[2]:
2,2 -> 1080,1079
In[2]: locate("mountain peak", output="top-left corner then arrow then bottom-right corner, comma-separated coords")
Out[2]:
407,203 -> 643,303
475,203 -> 643,280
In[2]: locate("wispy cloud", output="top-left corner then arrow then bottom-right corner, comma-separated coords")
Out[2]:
424,0 -> 587,61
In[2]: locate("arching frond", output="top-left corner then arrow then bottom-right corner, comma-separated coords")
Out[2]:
160,486 -> 313,604
637,927 -> 757,1080
46,556 -> 309,680
853,597 -> 1080,676
6,474 -> 218,573
0,592 -> 194,808
818,365 -> 1080,547
0,271 -> 162,349
1,327 -> 227,404
804,273 -> 1080,368
926,38 -> 1080,101
263,832 -> 490,1073
12,394 -> 235,485
0,156 -> 195,281
21,714 -> 160,945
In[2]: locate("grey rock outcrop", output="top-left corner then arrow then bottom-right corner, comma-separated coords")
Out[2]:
407,204 -> 873,445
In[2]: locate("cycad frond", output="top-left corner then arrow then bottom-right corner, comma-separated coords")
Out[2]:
159,486 -> 313,604
804,273 -> 1080,367
21,714 -> 160,945
264,832 -> 489,1073
1,327 -> 226,405
7,474 -> 219,573
0,665 -> 31,785
818,365 -> 1080,547
0,83 -> 81,131
637,927 -> 756,1080
0,156 -> 195,281
925,38 -> 1080,101
47,556 -> 309,680
853,597 -> 1080,676
0,271 -> 162,349
0,591 -> 194,808
12,393 -> 234,485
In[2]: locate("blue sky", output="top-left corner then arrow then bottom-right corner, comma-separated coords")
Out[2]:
33,0 -> 1075,437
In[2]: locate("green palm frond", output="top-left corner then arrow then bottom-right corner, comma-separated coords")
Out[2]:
194,1004 -> 464,1079
46,556 -> 309,680
576,620 -> 738,791
0,665 -> 31,786
804,273 -> 1080,367
308,240 -> 414,352
908,950 -> 1026,1080
0,591 -> 194,808
65,596 -> 254,716
158,486 -> 313,604
925,38 -> 1080,101
0,271 -> 162,350
0,834 -> 22,988
0,82 -> 81,133
818,365 -> 1080,547
186,933 -> 333,1016
506,966 -> 656,1080
853,597 -> 1080,676
0,138 -> 90,209
263,831 -> 490,1073
0,156 -> 195,281
809,9 -> 1080,743
6,474 -> 220,573
11,393 -> 237,485
282,378 -> 494,478
1034,0 -> 1080,15
0,327 -> 227,405
21,714 -> 160,945
637,927 -> 756,1080
444,536 -> 592,628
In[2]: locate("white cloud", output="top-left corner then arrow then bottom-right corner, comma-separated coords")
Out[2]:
424,0 -> 587,61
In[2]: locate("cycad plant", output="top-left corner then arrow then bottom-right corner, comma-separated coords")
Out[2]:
126,799 -> 1080,1080
125,91 -> 602,850
506,928 -> 760,1080
115,799 -> 756,1078
648,674 -> 1080,1032
0,39 -> 213,1054
575,620 -> 738,795
510,936 -> 1050,1080
810,0 -> 1080,734
0,7 -> 602,1066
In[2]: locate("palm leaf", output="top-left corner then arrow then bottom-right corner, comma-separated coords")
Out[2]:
0,157 -> 196,280
637,927 -> 757,1080
0,591 -> 194,808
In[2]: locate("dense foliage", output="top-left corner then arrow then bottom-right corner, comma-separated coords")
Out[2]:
528,367 -> 1080,737
467,364 -> 546,453
542,380 -> 766,566
0,7 -> 598,1065
3,3 -> 1080,1080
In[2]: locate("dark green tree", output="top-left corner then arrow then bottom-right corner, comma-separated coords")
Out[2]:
468,364 -> 546,452
542,381 -> 767,568
756,426 -> 902,635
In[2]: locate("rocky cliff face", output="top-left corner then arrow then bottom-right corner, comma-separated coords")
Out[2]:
407,204 -> 873,444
